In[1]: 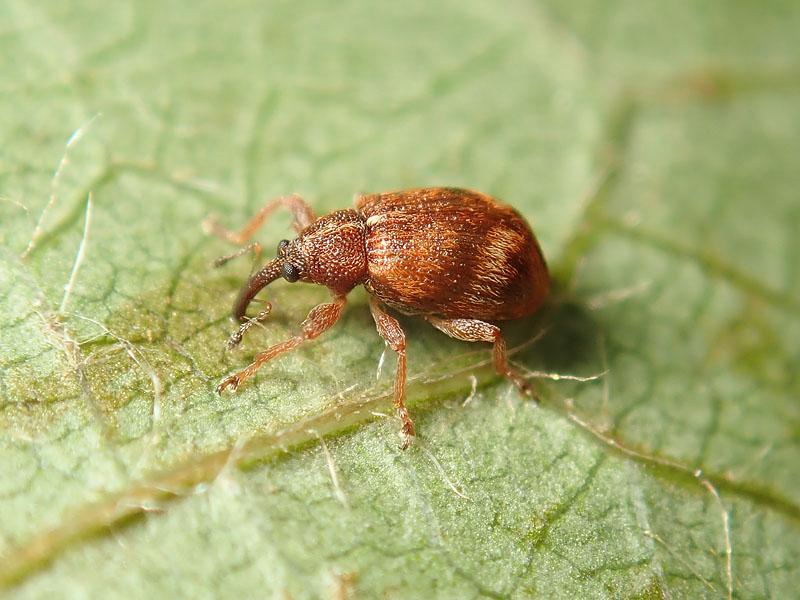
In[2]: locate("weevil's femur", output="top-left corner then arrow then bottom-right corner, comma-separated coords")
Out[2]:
232,259 -> 282,322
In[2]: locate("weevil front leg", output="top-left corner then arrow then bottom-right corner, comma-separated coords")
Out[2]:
203,193 -> 316,246
425,315 -> 530,393
368,298 -> 415,449
217,294 -> 346,393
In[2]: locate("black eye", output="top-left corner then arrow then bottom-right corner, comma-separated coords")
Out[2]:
281,262 -> 300,282
277,239 -> 290,256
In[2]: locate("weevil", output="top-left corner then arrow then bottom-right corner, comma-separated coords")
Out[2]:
206,188 -> 550,449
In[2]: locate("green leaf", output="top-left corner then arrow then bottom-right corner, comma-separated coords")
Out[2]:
1,1 -> 798,598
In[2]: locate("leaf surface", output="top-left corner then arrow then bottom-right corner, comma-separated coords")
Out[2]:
1,1 -> 798,598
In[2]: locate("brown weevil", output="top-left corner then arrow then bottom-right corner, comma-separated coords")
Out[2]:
206,188 -> 549,449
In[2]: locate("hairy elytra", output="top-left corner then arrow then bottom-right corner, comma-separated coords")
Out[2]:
206,187 -> 549,449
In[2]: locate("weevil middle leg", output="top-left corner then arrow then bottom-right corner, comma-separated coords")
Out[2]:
369,298 -> 415,449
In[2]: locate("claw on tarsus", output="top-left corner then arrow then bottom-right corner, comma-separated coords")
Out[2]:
216,374 -> 242,394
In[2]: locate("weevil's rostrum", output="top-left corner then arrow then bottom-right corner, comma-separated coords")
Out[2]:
207,187 -> 550,449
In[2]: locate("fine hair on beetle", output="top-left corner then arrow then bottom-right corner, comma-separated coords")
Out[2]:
205,187 -> 549,449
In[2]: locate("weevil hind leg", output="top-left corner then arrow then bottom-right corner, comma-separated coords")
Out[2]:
368,298 -> 415,450
203,193 -> 316,246
425,315 -> 532,396
217,294 -> 346,393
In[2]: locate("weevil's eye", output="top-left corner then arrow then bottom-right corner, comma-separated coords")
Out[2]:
281,262 -> 300,282
277,239 -> 290,256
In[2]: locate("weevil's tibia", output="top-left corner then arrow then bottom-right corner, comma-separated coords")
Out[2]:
369,298 -> 415,450
217,294 -> 347,394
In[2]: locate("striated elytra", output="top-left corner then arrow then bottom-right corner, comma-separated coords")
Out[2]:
206,188 -> 549,449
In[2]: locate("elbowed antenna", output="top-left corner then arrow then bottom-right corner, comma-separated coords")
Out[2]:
233,259 -> 282,322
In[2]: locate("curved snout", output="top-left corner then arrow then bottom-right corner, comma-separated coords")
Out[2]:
232,259 -> 282,322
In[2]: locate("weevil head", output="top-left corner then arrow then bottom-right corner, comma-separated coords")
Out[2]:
231,237 -> 309,322
233,209 -> 366,321
290,208 -> 367,293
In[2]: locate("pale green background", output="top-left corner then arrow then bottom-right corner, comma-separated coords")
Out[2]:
1,1 -> 798,598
